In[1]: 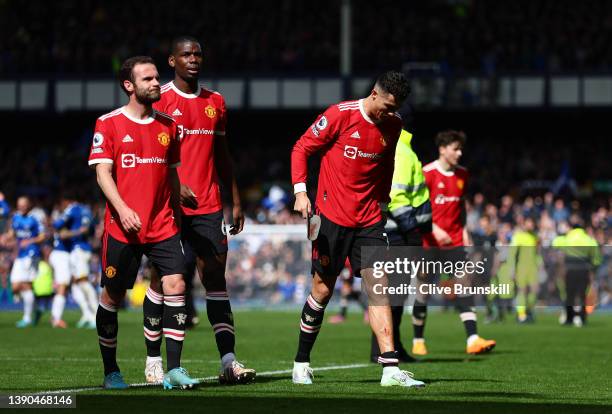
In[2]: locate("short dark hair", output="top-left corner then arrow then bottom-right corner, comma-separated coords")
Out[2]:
435,130 -> 466,148
119,56 -> 155,95
375,71 -> 410,104
171,35 -> 201,55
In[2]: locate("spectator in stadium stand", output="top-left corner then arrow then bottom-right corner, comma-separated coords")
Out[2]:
291,70 -> 425,388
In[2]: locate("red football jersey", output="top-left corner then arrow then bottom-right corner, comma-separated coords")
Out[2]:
291,99 -> 401,228
88,107 -> 180,244
422,160 -> 468,247
154,82 -> 227,215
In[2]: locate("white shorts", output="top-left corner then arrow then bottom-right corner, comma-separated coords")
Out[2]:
49,250 -> 71,285
70,248 -> 92,279
10,256 -> 39,284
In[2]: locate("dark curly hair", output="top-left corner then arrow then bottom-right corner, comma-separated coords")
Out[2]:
375,71 -> 410,103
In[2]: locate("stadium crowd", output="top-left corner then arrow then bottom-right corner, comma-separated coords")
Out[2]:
1,187 -> 610,311
2,0 -> 612,75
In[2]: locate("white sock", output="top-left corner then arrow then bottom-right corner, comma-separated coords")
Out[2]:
71,284 -> 92,321
147,356 -> 163,363
79,282 -> 98,321
293,361 -> 310,369
467,334 -> 479,346
383,366 -> 400,376
221,352 -> 236,370
51,294 -> 66,322
21,289 -> 34,323
413,338 -> 425,344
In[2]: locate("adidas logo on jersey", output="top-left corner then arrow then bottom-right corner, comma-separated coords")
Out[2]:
122,134 -> 133,143
438,182 -> 445,189
172,108 -> 183,116
350,131 -> 360,139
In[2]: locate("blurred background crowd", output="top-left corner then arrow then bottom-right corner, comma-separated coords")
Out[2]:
3,0 -> 612,75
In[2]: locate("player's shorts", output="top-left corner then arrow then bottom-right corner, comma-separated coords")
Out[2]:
515,265 -> 538,288
181,210 -> 228,257
312,213 -> 389,279
101,232 -> 185,291
70,247 -> 92,279
49,250 -> 71,285
10,256 -> 40,284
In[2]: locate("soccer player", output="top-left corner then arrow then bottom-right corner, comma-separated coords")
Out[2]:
144,36 -> 255,385
7,196 -> 46,327
291,71 -> 425,388
52,195 -> 98,328
413,131 -> 496,355
370,128 -> 432,363
48,198 -> 74,328
88,56 -> 197,390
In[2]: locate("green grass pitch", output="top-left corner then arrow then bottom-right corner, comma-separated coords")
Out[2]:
1,309 -> 611,413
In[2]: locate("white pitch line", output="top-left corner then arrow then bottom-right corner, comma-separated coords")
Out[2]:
0,357 -> 221,364
35,363 -> 370,395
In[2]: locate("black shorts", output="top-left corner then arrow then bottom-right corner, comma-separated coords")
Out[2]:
101,233 -> 186,291
312,213 -> 389,279
181,210 -> 228,257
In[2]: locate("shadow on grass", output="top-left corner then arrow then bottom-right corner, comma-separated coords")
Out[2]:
74,395 -> 612,414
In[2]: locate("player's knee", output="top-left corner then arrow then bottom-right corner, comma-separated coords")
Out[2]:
102,287 -> 125,307
161,275 -> 185,295
312,282 -> 333,303
202,269 -> 227,292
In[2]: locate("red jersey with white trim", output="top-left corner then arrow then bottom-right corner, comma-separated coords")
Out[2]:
422,160 -> 468,247
154,82 -> 227,215
291,99 -> 401,228
88,107 -> 180,244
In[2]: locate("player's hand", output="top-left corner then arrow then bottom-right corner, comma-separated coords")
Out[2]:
293,192 -> 311,219
18,239 -> 31,248
118,207 -> 142,233
433,225 -> 452,246
179,184 -> 198,209
229,205 -> 245,235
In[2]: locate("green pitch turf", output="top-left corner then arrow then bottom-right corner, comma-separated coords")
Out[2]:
1,309 -> 611,413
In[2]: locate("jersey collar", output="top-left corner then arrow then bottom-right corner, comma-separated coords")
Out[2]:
170,81 -> 201,99
434,160 -> 455,177
358,99 -> 375,124
121,107 -> 156,125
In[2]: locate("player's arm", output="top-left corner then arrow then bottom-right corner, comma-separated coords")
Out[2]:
291,107 -> 342,218
169,167 -> 182,230
95,163 -> 141,233
214,135 -> 243,235
21,217 -> 47,247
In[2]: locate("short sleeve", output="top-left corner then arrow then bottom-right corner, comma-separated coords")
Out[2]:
168,123 -> 181,168
88,118 -> 115,167
214,94 -> 227,136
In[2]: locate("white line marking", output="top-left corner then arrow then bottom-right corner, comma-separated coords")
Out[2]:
35,363 -> 370,395
0,357 -> 221,364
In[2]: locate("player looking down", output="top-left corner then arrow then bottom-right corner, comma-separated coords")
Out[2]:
291,71 -> 425,388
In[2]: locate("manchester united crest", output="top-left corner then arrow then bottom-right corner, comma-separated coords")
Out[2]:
205,105 -> 217,119
457,179 -> 464,190
105,266 -> 117,278
157,132 -> 170,147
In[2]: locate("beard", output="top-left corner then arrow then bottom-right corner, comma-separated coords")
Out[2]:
135,86 -> 160,104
